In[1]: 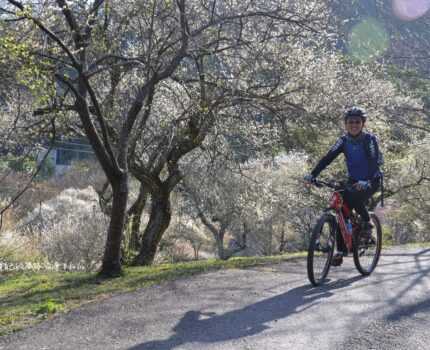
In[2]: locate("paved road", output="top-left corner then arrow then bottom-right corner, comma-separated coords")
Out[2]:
1,246 -> 430,350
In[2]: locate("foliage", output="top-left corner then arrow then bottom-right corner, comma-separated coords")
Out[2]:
386,141 -> 430,242
15,187 -> 108,271
0,32 -> 52,101
32,298 -> 65,316
158,211 -> 211,262
1,155 -> 36,174
0,230 -> 42,265
181,151 -> 323,258
52,160 -> 107,192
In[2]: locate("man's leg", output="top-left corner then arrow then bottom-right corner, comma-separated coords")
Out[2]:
344,183 -> 379,233
352,195 -> 370,222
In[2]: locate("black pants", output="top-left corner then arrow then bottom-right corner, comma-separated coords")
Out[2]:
337,178 -> 380,253
343,178 -> 380,222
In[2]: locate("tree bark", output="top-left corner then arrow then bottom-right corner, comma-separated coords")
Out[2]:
192,244 -> 201,260
133,187 -> 172,265
99,174 -> 129,277
279,227 -> 287,253
127,185 -> 149,251
215,232 -> 226,260
195,209 -> 230,260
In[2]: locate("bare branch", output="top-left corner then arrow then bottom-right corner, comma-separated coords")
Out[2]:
0,118 -> 56,232
6,0 -> 80,67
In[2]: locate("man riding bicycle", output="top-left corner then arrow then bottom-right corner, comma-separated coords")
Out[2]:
304,107 -> 383,265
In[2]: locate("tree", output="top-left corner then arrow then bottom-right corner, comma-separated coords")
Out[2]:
181,164 -> 247,260
1,0 -> 330,272
1,0 -> 192,276
121,1 -> 330,265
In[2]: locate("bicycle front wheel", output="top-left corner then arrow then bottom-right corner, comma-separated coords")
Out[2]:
307,213 -> 336,286
353,213 -> 382,276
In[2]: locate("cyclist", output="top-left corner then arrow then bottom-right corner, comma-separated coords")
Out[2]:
304,107 -> 383,265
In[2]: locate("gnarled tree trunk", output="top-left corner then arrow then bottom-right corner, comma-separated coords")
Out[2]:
215,230 -> 226,260
127,185 -> 149,251
133,187 -> 172,265
100,174 -> 129,277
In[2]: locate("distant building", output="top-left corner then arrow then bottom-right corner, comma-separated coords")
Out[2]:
38,138 -> 95,176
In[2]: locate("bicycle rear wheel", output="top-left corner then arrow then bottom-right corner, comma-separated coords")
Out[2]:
353,213 -> 382,276
307,213 -> 336,286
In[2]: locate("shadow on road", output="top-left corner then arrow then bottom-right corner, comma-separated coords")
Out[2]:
387,297 -> 430,322
383,248 -> 430,322
128,275 -> 365,350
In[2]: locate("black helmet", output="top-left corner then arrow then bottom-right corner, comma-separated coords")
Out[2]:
344,106 -> 367,122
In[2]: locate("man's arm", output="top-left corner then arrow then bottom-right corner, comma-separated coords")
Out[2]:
311,137 -> 344,178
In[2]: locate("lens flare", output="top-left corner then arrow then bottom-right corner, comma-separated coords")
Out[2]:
347,18 -> 389,62
392,0 -> 430,21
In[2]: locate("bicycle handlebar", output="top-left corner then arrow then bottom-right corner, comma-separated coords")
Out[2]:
310,179 -> 345,191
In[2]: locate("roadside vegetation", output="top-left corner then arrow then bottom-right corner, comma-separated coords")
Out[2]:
0,253 -> 306,336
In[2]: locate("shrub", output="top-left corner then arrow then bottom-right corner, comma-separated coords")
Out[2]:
18,187 -> 108,271
0,230 -> 42,265
52,160 -> 106,191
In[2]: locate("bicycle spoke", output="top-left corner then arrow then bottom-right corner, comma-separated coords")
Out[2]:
308,214 -> 335,286
353,213 -> 382,276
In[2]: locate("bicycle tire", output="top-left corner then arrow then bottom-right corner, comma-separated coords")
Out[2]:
353,213 -> 382,276
307,213 -> 336,286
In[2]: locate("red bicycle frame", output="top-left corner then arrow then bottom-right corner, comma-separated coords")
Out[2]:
328,190 -> 355,252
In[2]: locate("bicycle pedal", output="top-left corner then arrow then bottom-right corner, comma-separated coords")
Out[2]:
331,255 -> 343,266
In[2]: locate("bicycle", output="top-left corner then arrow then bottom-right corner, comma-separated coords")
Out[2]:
306,179 -> 382,286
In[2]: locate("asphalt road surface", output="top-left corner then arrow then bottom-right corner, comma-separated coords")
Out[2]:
1,246 -> 430,350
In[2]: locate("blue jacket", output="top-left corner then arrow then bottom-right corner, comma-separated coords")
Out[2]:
311,132 -> 383,181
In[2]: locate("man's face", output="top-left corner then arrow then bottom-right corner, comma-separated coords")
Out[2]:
345,116 -> 364,136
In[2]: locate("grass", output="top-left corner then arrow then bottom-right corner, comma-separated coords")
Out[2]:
383,241 -> 430,249
0,252 -> 306,336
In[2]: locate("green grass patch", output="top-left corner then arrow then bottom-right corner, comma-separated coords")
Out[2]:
32,299 -> 65,315
0,253 -> 306,336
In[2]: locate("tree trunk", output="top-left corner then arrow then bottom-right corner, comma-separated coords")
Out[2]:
241,222 -> 248,249
133,188 -> 171,265
215,230 -> 226,260
216,237 -> 225,260
279,224 -> 287,253
193,244 -> 201,260
127,185 -> 148,251
99,174 -> 129,277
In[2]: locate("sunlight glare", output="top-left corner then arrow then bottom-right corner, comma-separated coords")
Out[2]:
347,18 -> 389,63
392,0 -> 430,21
